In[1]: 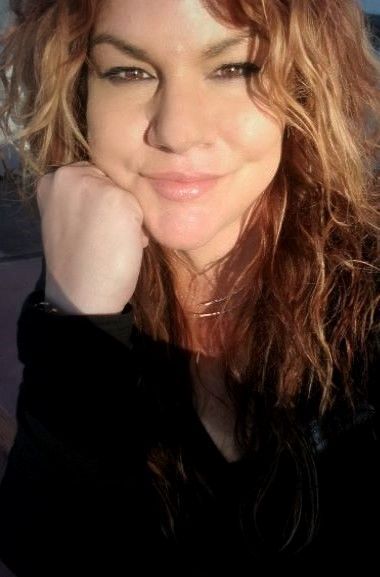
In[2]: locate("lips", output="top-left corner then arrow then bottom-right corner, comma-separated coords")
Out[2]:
144,171 -> 225,201
149,177 -> 221,201
145,171 -> 221,182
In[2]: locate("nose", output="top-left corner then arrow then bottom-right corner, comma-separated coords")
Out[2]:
145,81 -> 213,154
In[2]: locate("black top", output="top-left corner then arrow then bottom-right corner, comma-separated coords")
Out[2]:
0,265 -> 378,576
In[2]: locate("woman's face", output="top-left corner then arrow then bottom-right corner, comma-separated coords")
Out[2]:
87,0 -> 284,269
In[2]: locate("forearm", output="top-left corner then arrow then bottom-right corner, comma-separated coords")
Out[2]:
16,290 -> 138,453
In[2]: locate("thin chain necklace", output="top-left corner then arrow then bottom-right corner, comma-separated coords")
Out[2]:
183,289 -> 243,318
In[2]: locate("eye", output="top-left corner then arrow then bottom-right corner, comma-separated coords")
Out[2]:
213,62 -> 261,80
99,67 -> 153,83
98,62 -> 261,85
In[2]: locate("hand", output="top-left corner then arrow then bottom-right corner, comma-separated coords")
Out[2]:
37,162 -> 149,314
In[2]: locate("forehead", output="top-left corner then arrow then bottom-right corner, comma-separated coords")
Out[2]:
94,0 -> 252,56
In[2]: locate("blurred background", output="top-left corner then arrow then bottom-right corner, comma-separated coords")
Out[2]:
361,0 -> 380,13
1,1 -> 42,432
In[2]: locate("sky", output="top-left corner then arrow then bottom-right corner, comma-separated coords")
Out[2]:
361,0 -> 380,13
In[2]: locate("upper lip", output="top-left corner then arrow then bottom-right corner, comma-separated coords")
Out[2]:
144,171 -> 222,182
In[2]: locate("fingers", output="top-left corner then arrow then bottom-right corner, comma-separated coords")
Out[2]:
141,224 -> 150,248
37,161 -> 106,213
36,172 -> 53,215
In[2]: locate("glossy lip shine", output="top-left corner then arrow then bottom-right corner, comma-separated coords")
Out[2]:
145,172 -> 224,201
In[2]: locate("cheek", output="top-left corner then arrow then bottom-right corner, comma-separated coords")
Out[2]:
86,90 -> 142,174
225,103 -> 283,161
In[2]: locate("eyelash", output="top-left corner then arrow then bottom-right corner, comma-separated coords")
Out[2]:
99,62 -> 261,84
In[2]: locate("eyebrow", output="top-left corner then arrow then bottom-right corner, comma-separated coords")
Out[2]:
89,32 -> 251,62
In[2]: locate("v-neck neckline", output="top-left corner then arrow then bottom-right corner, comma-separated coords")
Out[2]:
187,404 -> 248,470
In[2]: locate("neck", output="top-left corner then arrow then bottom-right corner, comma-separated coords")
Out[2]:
175,223 -> 259,308
173,264 -> 241,359
172,221 -> 260,355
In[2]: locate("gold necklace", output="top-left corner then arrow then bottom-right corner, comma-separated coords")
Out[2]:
183,290 -> 243,318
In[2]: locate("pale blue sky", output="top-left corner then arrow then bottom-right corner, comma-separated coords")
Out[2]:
361,0 -> 380,14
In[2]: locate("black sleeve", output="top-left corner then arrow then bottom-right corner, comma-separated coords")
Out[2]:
14,288 -> 140,457
0,262 -> 150,576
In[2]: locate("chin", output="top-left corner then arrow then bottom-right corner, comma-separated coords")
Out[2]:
147,225 -> 215,252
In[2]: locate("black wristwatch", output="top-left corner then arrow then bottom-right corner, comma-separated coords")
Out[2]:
33,300 -> 63,314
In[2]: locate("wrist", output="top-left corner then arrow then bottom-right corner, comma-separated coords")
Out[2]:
45,281 -> 125,315
33,300 -> 66,315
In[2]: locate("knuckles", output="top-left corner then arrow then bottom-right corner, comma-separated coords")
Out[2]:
36,162 -> 144,224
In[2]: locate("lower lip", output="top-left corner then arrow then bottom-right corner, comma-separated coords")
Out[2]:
146,176 -> 221,201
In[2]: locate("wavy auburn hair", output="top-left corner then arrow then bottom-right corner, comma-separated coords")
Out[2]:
1,0 -> 379,554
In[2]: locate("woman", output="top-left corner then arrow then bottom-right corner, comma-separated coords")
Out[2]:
0,0 -> 378,575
